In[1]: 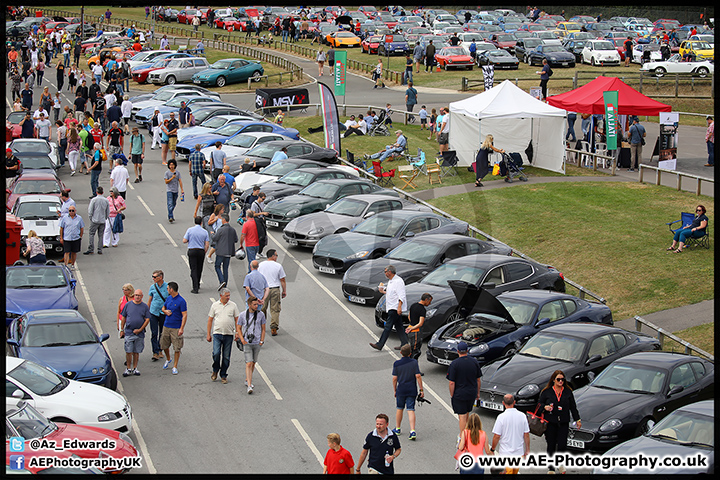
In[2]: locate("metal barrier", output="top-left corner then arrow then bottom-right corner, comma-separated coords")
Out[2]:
639,164 -> 714,196
634,316 -> 713,361
256,104 -> 417,125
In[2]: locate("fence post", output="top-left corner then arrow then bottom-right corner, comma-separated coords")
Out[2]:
675,74 -> 679,98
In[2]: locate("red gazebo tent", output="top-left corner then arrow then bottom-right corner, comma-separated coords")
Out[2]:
547,76 -> 672,115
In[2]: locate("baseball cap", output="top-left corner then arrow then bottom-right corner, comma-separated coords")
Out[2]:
7,148 -> 13,154
456,342 -> 469,352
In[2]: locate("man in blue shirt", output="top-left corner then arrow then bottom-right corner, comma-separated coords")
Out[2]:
243,259 -> 269,306
365,130 -> 408,162
392,344 -> 424,441
160,282 -> 188,375
120,289 -> 151,376
271,146 -> 289,163
188,143 -> 207,199
212,174 -> 233,212
183,216 -> 211,294
356,414 -> 402,474
147,270 -> 169,361
178,101 -> 192,129
59,205 -> 85,269
628,117 -> 646,172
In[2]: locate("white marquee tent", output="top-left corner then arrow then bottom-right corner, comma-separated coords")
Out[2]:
448,80 -> 567,173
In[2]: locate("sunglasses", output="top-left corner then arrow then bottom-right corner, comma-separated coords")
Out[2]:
152,275 -> 160,279
68,209 -> 76,212
696,209 -> 703,212
555,377 -> 565,382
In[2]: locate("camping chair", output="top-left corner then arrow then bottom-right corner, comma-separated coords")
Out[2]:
407,148 -> 427,175
371,161 -> 395,187
438,150 -> 459,177
386,142 -> 408,163
397,164 -> 419,190
426,161 -> 442,184
666,212 -> 710,249
346,149 -> 366,170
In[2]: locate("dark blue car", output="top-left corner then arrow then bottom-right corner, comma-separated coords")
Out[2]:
378,33 -> 410,56
174,121 -> 300,158
6,264 -> 79,328
6,310 -> 116,390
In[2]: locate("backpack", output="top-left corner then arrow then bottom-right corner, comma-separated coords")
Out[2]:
547,67 -> 553,77
83,131 -> 94,151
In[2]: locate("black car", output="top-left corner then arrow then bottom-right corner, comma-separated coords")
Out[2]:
514,38 -> 543,63
312,211 -> 469,275
374,254 -> 566,340
476,49 -> 520,69
63,23 -> 96,39
341,234 -> 511,306
241,167 -> 357,204
229,140 -> 338,174
428,287 -> 615,367
562,39 -> 588,63
477,323 -> 660,413
568,352 -> 715,452
264,178 -> 396,231
527,43 -> 576,67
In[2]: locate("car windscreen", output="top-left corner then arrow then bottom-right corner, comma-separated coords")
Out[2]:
519,333 -> 586,362
419,263 -> 487,287
23,321 -> 97,347
153,91 -> 175,101
226,133 -> 258,148
336,32 -> 357,38
15,201 -> 61,219
496,298 -> 538,326
166,97 -> 191,108
299,182 -> 340,199
386,240 -> 441,265
542,45 -> 565,53
352,215 -> 406,237
591,363 -> 667,394
15,156 -> 54,169
593,41 -> 614,50
9,359 -> 69,396
13,180 -> 62,195
326,198 -> 369,217
496,34 -> 515,41
6,404 -> 56,439
12,142 -> 51,154
7,112 -> 26,124
6,267 -> 68,289
213,123 -> 246,137
648,409 -> 714,446
442,47 -> 466,55
276,170 -> 314,187
245,143 -> 280,159
259,161 -> 299,177
166,59 -> 185,69
199,115 -> 229,129
212,59 -> 234,69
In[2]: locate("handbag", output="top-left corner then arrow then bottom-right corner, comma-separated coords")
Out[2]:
453,430 -> 469,461
492,163 -> 500,176
526,404 -> 548,437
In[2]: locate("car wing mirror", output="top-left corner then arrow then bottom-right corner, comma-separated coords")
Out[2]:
12,389 -> 26,399
364,211 -> 376,218
667,385 -> 684,397
7,338 -> 20,347
481,282 -> 496,289
585,354 -> 601,365
99,333 -> 110,343
70,278 -> 77,289
404,231 -> 415,238
535,317 -> 550,327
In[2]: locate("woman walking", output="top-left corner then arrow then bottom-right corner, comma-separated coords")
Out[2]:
68,64 -> 77,92
40,86 -> 53,114
66,126 -> 82,176
104,187 -> 126,248
455,413 -> 492,474
23,230 -> 47,264
537,370 -> 581,474
117,283 -> 134,335
316,47 -> 326,76
474,134 -> 504,187
56,59 -> 65,92
35,57 -> 45,85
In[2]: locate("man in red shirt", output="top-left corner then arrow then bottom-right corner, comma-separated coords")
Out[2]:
323,433 -> 355,474
239,210 -> 260,273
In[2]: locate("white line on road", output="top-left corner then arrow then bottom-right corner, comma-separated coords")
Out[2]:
256,363 -> 282,400
136,195 -> 155,216
291,419 -> 324,466
157,223 -> 178,247
181,254 -> 189,267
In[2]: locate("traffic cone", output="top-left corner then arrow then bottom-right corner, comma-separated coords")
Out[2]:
436,64 -> 441,72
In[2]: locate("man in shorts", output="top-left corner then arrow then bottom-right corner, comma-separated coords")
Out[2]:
438,107 -> 450,153
236,295 -> 266,394
447,341 -> 482,433
166,111 -> 179,162
59,205 -> 85,269
129,127 -> 145,183
120,289 -> 151,376
160,281 -> 188,375
392,344 -> 424,441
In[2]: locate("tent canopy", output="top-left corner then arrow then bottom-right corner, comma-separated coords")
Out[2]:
448,80 -> 567,173
546,76 -> 672,115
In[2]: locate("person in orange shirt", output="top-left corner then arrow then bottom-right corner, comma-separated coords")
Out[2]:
8,46 -> 19,72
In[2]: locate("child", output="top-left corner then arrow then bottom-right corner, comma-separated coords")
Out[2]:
418,105 -> 428,131
240,157 -> 256,173
384,103 -> 393,126
428,108 -> 437,140
274,109 -> 284,126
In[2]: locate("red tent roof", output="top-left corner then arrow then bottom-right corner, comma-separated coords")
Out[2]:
547,76 -> 672,115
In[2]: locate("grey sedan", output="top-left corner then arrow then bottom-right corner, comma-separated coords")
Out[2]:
148,57 -> 211,85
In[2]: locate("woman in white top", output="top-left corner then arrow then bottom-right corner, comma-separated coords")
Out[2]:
121,95 -> 133,133
317,47 -> 326,76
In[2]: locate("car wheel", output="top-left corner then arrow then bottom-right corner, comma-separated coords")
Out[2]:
444,309 -> 463,325
444,63 -> 449,70
502,344 -> 518,357
569,62 -> 575,68
591,56 -> 597,66
107,368 -> 118,390
88,61 -> 95,68
251,70 -> 262,82
216,76 -> 226,87
166,75 -> 176,85
696,66 -> 709,77
654,66 -> 666,77
468,65 -> 473,70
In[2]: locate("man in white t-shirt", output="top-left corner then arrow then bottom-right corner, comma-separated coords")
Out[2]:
257,249 -> 286,337
110,158 -> 130,199
35,113 -> 52,142
92,63 -> 104,85
491,394 -> 530,474
104,92 -> 117,107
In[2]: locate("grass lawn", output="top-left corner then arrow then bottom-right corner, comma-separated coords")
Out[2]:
669,323 -> 714,356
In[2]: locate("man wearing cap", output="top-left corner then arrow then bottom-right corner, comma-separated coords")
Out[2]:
6,148 -> 20,187
178,101 -> 193,129
364,130 -> 407,163
370,265 -> 407,351
167,112 -> 179,162
150,108 -> 164,150
188,143 -> 207,199
447,341 -> 482,433
129,127 -> 145,183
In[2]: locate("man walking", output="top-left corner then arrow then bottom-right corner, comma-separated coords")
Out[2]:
106,120 -> 124,157
150,108 -> 163,150
404,81 -> 418,116
85,186 -> 109,255
207,287 -> 241,384
147,270 -> 169,361
258,249 -> 287,336
160,282 -> 188,375
535,58 -> 551,100
120,289 -> 151,377
213,213 -> 238,291
370,265 -> 407,350
404,293 -> 432,358
236,295 -> 266,394
88,142 -> 103,199
704,115 -> 713,167
239,210 -> 261,272
356,414 -> 401,474
490,394 -> 530,474
166,112 -> 179,161
188,143 -> 207,199
628,117 -> 646,172
129,127 -> 145,183
243,259 -> 269,306
392,344 -> 424,441
109,158 -> 129,199
211,173 -> 233,213
59,204 -> 84,268
183,216 -> 211,294
209,141 -> 227,181
447,341 -> 482,433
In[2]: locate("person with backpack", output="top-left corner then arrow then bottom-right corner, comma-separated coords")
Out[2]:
536,59 -> 552,101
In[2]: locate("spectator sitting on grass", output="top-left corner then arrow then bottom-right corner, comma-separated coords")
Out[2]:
344,114 -> 367,137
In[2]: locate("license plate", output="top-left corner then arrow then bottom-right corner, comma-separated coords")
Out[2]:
567,438 -> 584,449
348,295 -> 365,304
562,62 -> 568,66
266,220 -> 279,227
437,358 -> 452,366
318,266 -> 335,274
287,239 -> 298,246
194,79 -> 201,84
480,400 -> 504,411
44,244 -> 53,249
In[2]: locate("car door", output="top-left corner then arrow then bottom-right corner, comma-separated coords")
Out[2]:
658,361 -> 704,421
227,60 -> 244,82
191,59 -> 208,80
287,145 -> 308,157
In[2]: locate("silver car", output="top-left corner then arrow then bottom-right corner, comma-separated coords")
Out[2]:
148,57 -> 211,85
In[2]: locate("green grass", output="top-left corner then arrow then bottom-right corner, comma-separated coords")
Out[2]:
668,323 -> 714,356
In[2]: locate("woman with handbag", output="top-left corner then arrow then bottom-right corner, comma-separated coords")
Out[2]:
104,187 -> 126,247
474,134 -> 505,187
454,413 -> 492,474
537,370 -> 581,474
117,283 -> 134,336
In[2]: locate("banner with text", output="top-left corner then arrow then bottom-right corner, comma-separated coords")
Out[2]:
334,50 -> 347,96
318,82 -> 341,154
603,90 -> 619,150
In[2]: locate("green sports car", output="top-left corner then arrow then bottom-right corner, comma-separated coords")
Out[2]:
191,58 -> 264,87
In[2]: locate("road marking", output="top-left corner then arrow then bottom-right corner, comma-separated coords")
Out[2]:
181,254 -> 189,267
157,223 -> 178,247
128,183 -> 135,190
269,231 -> 457,418
73,265 -> 157,474
291,418 -> 324,466
256,363 -> 282,400
136,195 -> 155,216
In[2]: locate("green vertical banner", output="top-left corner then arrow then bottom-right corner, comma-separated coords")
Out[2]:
334,50 -> 347,96
603,90 -> 619,150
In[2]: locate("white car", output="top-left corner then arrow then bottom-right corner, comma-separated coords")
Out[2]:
131,89 -> 219,116
200,132 -> 290,164
431,22 -> 451,35
689,34 -> 714,49
639,53 -> 714,77
178,114 -> 259,142
127,49 -> 174,69
581,39 -> 622,65
11,195 -> 64,254
631,43 -> 662,63
233,159 -> 360,194
6,357 -> 132,432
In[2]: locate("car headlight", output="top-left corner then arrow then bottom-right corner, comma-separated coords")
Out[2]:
307,227 -> 324,236
98,411 -> 122,422
517,383 -> 540,397
424,308 -> 437,317
599,418 -> 622,433
468,343 -> 488,355
346,250 -> 370,260
285,209 -> 300,218
118,432 -> 135,447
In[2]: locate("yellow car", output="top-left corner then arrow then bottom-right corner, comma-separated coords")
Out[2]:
679,40 -> 714,60
326,31 -> 361,48
86,47 -> 123,69
553,22 -> 582,38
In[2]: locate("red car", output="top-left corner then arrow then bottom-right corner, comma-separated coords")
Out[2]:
214,15 -> 247,31
435,46 -> 474,70
6,401 -> 139,474
6,112 -> 26,140
44,21 -> 69,34
610,37 -> 628,61
6,171 -> 69,211
132,57 -> 174,83
490,33 -> 517,53
177,8 -> 205,25
358,6 -> 379,19
361,35 -> 383,54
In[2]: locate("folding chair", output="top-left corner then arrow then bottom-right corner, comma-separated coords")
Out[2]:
411,149 -> 427,175
667,212 -> 710,249
438,150 -> 459,177
426,161 -> 442,184
346,149 -> 365,170
372,161 -> 395,187
397,164 -> 419,189
386,143 -> 408,163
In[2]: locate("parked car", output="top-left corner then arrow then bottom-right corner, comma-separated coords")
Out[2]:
515,37 -> 543,63
527,43 -> 576,67
238,166 -> 358,204
582,39 -> 622,65
7,151 -> 56,172
378,34 -> 410,56
127,49 -> 177,69
562,38 -> 589,63
553,21 -> 582,37
341,234 -> 511,305
326,31 -> 361,48
489,33 -> 518,53
5,263 -> 77,328
361,35 -> 383,54
569,352 -> 715,452
631,42 -> 662,63
177,8 -> 205,25
597,400 -> 714,474
6,111 -> 28,140
679,40 -> 714,60
10,195 -> 64,256
374,254 -> 565,340
312,211 -> 469,275
131,57 -> 176,84
130,89 -> 220,116
222,139 -> 334,174
8,138 -> 60,167
428,287 -> 615,367
435,46 -> 475,70
6,309 -> 117,390
233,158 -> 350,195
203,133 -> 289,171
6,171 -> 68,211
639,53 -> 713,77
477,323 -> 661,412
476,49 -> 520,69
148,57 -> 211,85
178,113 -> 265,142
175,121 -> 300,158
133,98 -> 226,130
191,58 -> 264,87
264,178 -> 397,231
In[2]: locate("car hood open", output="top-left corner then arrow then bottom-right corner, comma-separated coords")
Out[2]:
449,280 -> 515,323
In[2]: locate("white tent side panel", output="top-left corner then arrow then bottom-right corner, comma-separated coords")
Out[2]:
449,113 -> 480,168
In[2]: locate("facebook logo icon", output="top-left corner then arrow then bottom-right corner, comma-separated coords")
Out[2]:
9,455 -> 25,471
10,437 -> 25,452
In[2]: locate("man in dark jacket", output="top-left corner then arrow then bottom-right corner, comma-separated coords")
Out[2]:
424,40 -> 436,72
